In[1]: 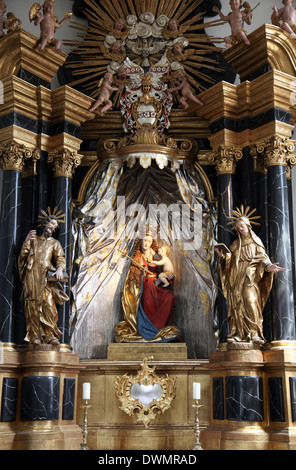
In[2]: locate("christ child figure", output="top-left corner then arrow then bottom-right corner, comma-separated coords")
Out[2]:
34,0 -> 71,53
167,70 -> 203,108
151,245 -> 175,288
213,0 -> 252,48
272,0 -> 296,38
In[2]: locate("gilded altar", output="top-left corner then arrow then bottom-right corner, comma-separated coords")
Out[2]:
0,0 -> 296,452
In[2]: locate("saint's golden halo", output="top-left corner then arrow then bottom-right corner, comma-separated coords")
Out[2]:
226,204 -> 261,227
37,206 -> 66,227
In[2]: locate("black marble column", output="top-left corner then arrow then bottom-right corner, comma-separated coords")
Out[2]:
253,165 -> 273,343
52,176 -> 72,346
0,169 -> 22,344
287,174 -> 296,318
267,164 -> 295,341
217,172 -> 235,343
214,148 -> 242,344
48,148 -> 82,347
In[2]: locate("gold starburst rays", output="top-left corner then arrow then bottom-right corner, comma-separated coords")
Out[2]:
64,0 -> 225,102
37,206 -> 66,227
227,205 -> 261,228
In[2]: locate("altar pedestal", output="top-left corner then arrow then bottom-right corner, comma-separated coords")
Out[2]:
0,345 -> 83,450
107,342 -> 188,360
201,344 -> 296,450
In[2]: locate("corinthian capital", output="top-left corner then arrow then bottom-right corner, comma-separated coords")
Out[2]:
255,136 -> 295,168
208,146 -> 243,175
48,148 -> 83,178
0,141 -> 38,172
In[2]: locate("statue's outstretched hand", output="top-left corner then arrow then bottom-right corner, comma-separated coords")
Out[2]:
266,262 -> 284,273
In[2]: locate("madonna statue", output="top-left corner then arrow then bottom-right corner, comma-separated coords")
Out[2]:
114,232 -> 181,343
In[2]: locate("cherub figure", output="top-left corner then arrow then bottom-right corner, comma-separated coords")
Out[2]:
100,40 -> 126,63
150,245 -> 175,288
163,18 -> 189,40
213,0 -> 252,48
272,0 -> 296,38
89,72 -> 120,114
167,70 -> 203,109
166,41 -> 198,68
111,17 -> 129,40
30,0 -> 71,53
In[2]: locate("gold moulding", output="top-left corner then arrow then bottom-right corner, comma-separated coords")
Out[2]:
0,29 -> 67,83
97,131 -> 198,162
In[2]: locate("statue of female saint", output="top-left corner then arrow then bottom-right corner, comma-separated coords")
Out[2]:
215,207 -> 284,345
114,232 -> 181,343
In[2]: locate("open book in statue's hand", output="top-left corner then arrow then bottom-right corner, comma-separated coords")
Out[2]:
213,242 -> 231,253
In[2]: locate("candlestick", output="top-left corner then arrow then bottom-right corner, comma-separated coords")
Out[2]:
192,400 -> 203,451
79,400 -> 91,450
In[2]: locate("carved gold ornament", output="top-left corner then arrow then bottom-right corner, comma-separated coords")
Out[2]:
0,141 -> 40,172
47,148 -> 83,178
115,356 -> 176,428
255,136 -> 295,168
207,146 -> 243,175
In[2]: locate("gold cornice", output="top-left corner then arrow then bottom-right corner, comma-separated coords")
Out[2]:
0,29 -> 67,83
51,86 -> 94,126
0,126 -> 39,148
48,133 -> 83,155
223,24 -> 296,81
0,76 -> 39,121
199,70 -> 296,128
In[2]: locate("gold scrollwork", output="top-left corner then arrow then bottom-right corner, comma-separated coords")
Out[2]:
115,356 -> 177,428
255,136 -> 295,168
207,145 -> 243,175
47,148 -> 83,178
0,141 -> 38,172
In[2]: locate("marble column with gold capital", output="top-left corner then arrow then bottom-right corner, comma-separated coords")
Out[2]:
47,148 -> 83,346
209,145 -> 243,344
256,136 -> 296,343
0,141 -> 38,345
